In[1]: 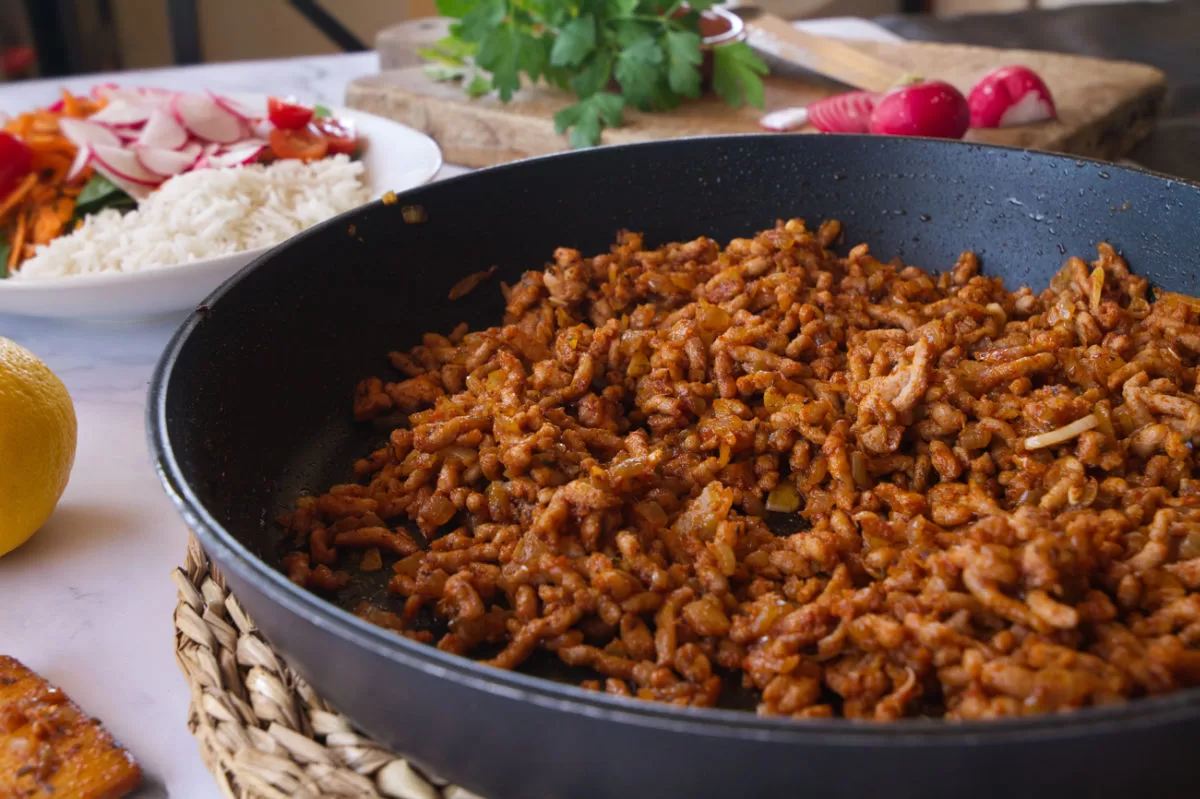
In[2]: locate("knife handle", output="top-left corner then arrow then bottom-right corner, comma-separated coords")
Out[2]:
742,11 -> 906,93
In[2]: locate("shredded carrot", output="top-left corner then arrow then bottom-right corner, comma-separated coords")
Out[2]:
30,185 -> 55,205
0,173 -> 37,222
31,205 -> 65,245
53,196 -> 74,223
0,89 -> 121,272
60,88 -> 81,118
8,211 -> 27,272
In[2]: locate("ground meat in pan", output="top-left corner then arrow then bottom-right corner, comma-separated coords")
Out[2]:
277,218 -> 1200,720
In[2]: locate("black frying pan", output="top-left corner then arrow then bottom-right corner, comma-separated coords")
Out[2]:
148,135 -> 1200,799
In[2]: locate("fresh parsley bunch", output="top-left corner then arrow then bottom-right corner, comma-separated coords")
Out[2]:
421,1 -> 768,148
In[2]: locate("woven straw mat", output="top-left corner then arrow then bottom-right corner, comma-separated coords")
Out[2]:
172,534 -> 486,799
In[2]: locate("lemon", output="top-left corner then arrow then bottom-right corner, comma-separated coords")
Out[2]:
0,337 -> 77,558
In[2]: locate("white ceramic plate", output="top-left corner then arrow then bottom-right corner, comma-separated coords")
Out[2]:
0,94 -> 442,320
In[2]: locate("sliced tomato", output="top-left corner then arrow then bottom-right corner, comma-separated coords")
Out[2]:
269,126 -> 328,161
267,97 -> 314,130
313,117 -> 359,156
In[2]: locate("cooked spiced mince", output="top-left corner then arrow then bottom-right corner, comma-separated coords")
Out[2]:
278,218 -> 1200,720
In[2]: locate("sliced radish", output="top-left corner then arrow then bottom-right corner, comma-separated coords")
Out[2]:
136,108 -> 189,150
808,91 -> 877,134
89,99 -> 152,127
58,117 -> 123,149
212,138 -> 267,157
207,143 -> 266,168
759,107 -> 809,132
104,172 -> 152,203
178,141 -> 204,160
137,86 -> 177,99
136,87 -> 179,111
116,128 -> 142,142
209,91 -> 266,121
135,146 -> 200,177
193,142 -> 222,170
66,145 -> 92,183
173,92 -> 243,143
91,82 -> 120,101
91,143 -> 165,186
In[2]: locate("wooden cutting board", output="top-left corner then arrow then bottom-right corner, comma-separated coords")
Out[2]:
347,17 -> 1166,169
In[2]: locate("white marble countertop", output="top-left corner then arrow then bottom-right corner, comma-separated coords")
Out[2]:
0,19 -> 897,798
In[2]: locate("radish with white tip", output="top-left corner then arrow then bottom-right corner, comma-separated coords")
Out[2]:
967,65 -> 1057,128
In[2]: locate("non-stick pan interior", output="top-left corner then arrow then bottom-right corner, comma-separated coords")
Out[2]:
156,132 -> 1200,690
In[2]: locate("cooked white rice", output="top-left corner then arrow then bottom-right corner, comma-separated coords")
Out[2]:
14,154 -> 370,279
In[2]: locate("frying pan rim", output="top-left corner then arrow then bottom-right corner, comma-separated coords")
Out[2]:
148,133 -> 1200,745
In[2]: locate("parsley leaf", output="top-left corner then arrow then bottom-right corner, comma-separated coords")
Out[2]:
435,0 -> 476,15
466,74 -> 494,97
571,52 -> 613,99
615,38 -> 664,110
430,1 -> 770,148
664,30 -> 702,98
517,30 -> 547,83
0,236 -> 10,279
550,16 -> 595,68
453,0 -> 505,44
476,27 -> 522,102
417,36 -> 476,67
555,92 -> 625,149
711,42 -> 768,109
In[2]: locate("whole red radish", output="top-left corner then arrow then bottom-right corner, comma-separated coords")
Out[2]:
967,65 -> 1056,128
868,80 -> 970,140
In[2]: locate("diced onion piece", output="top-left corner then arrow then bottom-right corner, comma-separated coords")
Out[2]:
635,501 -> 669,526
1090,266 -> 1105,312
765,483 -> 800,513
1023,414 -> 1100,450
